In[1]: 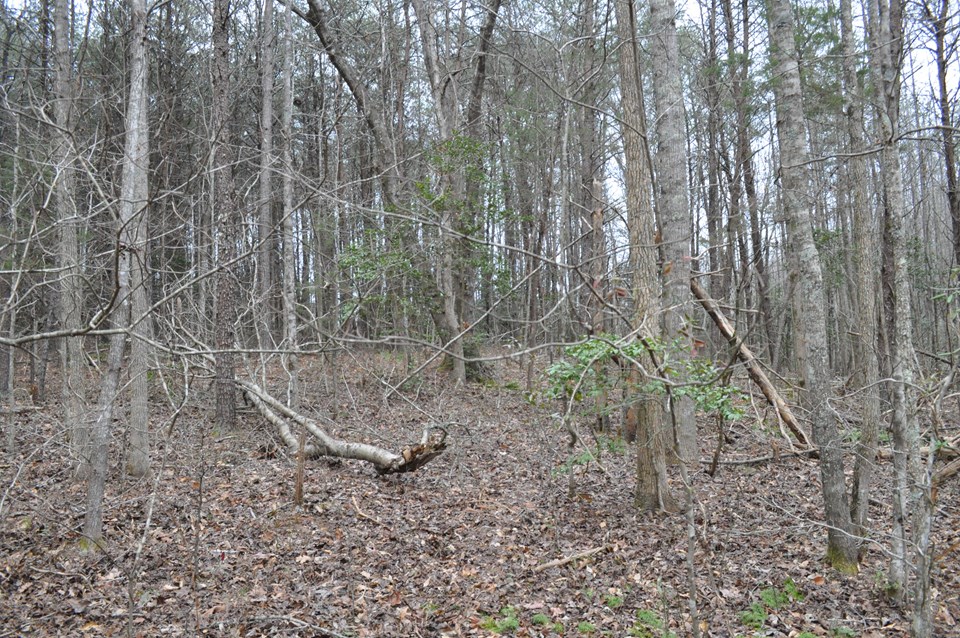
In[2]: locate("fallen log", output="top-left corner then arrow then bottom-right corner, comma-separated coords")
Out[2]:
690,277 -> 811,448
237,380 -> 447,474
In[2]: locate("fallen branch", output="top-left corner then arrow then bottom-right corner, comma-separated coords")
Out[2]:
238,380 -> 447,474
533,544 -> 612,573
690,278 -> 811,448
351,496 -> 392,530
699,448 -> 818,466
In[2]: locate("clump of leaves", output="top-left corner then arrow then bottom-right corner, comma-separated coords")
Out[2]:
479,606 -> 520,634
739,602 -> 768,630
531,613 -> 551,626
741,579 -> 806,631
629,609 -> 677,638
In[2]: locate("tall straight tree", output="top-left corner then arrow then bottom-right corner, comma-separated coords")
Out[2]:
279,0 -> 298,406
125,0 -> 152,478
257,0 -> 276,346
840,0 -> 880,540
649,0 -> 696,462
615,0 -> 675,511
83,0 -> 150,542
921,0 -> 960,267
766,0 -> 859,569
212,0 -> 239,430
867,0 -> 921,600
52,0 -> 86,473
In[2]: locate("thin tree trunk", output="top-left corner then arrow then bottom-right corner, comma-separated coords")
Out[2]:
767,0 -> 859,570
280,0 -> 298,408
840,0 -> 880,540
213,0 -> 238,430
257,0 -> 276,347
83,0 -> 149,542
124,0 -> 152,478
867,0 -> 922,598
52,0 -> 87,473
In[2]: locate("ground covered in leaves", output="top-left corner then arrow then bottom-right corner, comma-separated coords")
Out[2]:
1,351 -> 958,637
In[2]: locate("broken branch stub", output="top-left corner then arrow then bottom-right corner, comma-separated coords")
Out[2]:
237,380 -> 447,474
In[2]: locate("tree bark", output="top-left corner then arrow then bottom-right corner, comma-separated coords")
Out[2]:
83,0 -> 150,543
615,0 -> 675,511
766,0 -> 859,570
124,0 -> 152,478
257,0 -> 276,347
212,0 -> 239,431
280,0 -> 299,408
52,0 -> 87,473
840,0 -> 880,540
650,0 -> 696,463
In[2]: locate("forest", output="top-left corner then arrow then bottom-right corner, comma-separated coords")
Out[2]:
0,0 -> 959,635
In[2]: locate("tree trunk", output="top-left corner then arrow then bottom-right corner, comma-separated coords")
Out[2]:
767,0 -> 859,570
840,0 -> 880,540
213,0 -> 238,431
257,0 -> 276,348
280,0 -> 299,408
124,0 -> 152,478
52,0 -> 87,474
83,0 -> 150,543
650,0 -> 696,463
615,0 -> 675,511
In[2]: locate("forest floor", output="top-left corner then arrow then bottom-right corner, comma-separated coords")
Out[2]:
1,349 -> 959,637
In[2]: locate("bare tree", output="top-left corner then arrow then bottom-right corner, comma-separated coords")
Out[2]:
258,0 -> 277,347
83,0 -> 150,543
52,0 -> 86,473
767,0 -> 859,570
615,0 -> 675,511
840,0 -> 879,541
212,0 -> 239,430
280,0 -> 299,406
650,0 -> 696,463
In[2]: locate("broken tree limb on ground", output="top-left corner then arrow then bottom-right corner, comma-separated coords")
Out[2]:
237,380 -> 447,474
690,277 -> 811,448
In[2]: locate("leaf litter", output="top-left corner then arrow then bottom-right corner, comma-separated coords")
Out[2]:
1,351 -> 958,637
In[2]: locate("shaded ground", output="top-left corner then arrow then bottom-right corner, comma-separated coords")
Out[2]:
1,351 -> 958,637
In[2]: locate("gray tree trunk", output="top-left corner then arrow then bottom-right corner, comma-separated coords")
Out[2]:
52,0 -> 87,474
840,0 -> 879,540
124,0 -> 152,478
213,0 -> 238,430
280,0 -> 299,408
615,0 -> 675,511
649,0 -> 696,463
257,0 -> 276,348
767,0 -> 859,570
83,0 -> 150,543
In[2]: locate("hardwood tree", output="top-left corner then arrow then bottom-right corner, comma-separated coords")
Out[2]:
83,0 -> 150,543
52,0 -> 87,473
650,0 -> 697,463
615,0 -> 676,511
212,0 -> 240,431
766,0 -> 859,570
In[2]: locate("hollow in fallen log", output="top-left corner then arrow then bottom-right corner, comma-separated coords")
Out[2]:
237,380 -> 447,474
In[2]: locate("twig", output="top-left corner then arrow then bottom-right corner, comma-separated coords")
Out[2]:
251,615 -> 350,637
532,544 -> 612,572
351,496 -> 392,531
699,448 -> 818,466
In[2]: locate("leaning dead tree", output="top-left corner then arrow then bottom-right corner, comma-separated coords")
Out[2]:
237,380 -> 448,474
